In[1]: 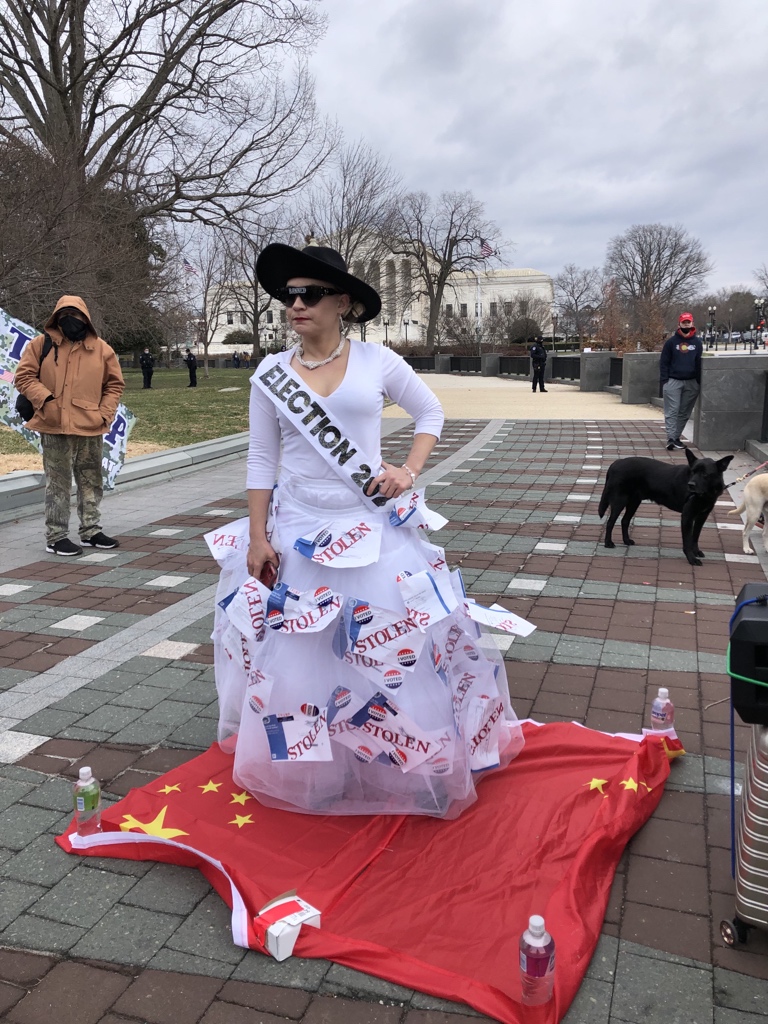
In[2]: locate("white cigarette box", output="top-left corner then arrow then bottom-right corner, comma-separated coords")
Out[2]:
254,893 -> 321,961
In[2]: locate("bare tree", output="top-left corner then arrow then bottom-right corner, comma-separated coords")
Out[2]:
0,0 -> 335,306
185,228 -> 235,376
692,287 -> 759,336
555,264 -> 604,344
595,278 -> 628,350
605,224 -> 713,318
220,213 -> 291,359
298,140 -> 402,272
755,265 -> 768,295
0,138 -> 167,339
384,191 -> 503,352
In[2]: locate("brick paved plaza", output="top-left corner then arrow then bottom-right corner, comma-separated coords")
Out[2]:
0,389 -> 766,1022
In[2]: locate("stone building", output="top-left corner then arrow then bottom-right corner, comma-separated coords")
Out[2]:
207,257 -> 554,354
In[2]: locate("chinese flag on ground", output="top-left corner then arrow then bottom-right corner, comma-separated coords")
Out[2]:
58,721 -> 672,1024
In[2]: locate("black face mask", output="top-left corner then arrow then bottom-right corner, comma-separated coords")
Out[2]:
58,315 -> 87,341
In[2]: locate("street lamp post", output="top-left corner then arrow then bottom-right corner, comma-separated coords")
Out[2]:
550,305 -> 558,352
755,298 -> 765,352
727,308 -> 733,350
403,320 -> 409,346
707,304 -> 717,349
383,318 -> 389,347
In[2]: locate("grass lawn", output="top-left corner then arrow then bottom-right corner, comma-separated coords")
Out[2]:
0,367 -> 252,454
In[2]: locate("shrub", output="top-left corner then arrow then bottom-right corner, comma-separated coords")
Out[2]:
221,329 -> 256,347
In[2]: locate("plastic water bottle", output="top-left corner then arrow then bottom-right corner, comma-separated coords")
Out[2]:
519,914 -> 555,1005
73,766 -> 101,836
650,687 -> 675,731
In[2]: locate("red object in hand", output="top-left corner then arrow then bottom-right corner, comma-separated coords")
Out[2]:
259,560 -> 279,589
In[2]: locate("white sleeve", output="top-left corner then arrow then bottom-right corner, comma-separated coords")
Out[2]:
379,347 -> 444,439
246,375 -> 281,489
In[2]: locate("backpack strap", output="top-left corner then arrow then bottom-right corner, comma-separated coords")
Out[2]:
39,331 -> 53,366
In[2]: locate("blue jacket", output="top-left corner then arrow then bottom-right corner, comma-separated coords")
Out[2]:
659,331 -> 702,385
530,343 -> 547,366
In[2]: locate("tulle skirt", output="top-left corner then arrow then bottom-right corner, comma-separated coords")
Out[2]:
214,476 -> 524,818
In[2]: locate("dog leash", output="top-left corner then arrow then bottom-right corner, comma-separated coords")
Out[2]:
725,460 -> 768,487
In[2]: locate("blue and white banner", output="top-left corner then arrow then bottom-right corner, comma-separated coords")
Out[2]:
333,596 -> 428,671
397,569 -> 458,632
226,577 -> 271,644
326,685 -> 440,773
262,707 -> 332,762
228,576 -> 343,641
464,600 -> 537,637
0,306 -> 135,489
346,691 -> 440,772
388,489 -> 448,531
204,518 -> 250,565
266,581 -> 342,635
293,515 -> 382,568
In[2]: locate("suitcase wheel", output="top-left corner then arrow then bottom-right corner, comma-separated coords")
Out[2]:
720,917 -> 750,947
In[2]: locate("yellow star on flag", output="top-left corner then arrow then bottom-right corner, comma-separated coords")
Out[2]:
660,736 -> 686,761
584,778 -> 609,796
229,813 -> 254,828
640,781 -> 653,792
157,783 -> 181,795
619,777 -> 639,792
199,780 -> 222,794
230,790 -> 252,805
119,806 -> 189,839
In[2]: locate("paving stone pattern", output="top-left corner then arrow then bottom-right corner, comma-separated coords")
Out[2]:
0,418 -> 766,1022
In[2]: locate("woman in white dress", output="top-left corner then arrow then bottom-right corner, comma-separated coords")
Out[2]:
214,241 -> 523,817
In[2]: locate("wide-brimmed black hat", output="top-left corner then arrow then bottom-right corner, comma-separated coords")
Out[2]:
256,242 -> 381,324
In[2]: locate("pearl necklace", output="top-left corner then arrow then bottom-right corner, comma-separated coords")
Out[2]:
294,334 -> 347,370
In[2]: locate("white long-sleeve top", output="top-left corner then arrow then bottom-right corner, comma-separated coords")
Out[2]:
246,342 -> 444,489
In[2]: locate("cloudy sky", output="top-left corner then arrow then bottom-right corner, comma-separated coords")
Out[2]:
310,0 -> 767,292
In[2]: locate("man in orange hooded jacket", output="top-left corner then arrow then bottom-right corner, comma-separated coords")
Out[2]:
15,296 -> 125,556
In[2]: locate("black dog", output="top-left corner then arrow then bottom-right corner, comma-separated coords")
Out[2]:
598,449 -> 733,565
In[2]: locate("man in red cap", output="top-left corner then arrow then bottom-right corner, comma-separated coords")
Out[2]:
658,312 -> 702,450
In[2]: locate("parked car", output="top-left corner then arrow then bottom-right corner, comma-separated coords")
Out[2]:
730,332 -> 742,341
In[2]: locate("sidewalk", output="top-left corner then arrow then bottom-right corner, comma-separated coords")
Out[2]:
0,391 -> 766,1023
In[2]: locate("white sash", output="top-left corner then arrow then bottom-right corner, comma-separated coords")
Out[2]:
254,362 -> 394,515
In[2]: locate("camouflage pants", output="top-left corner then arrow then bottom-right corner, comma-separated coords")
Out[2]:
40,434 -> 104,544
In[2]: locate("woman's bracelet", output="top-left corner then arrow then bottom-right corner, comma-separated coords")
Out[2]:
402,464 -> 418,485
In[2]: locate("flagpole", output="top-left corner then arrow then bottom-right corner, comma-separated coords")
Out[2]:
475,272 -> 481,357
476,238 -> 494,357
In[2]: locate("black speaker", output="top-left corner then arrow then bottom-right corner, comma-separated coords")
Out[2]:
730,583 -> 768,725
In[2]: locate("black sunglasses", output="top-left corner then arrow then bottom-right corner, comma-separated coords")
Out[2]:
275,285 -> 341,308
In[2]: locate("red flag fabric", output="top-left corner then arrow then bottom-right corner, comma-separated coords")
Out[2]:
57,722 -> 671,1023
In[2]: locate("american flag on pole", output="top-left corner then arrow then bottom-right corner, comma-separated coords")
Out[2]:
479,239 -> 494,259
0,368 -> 14,385
183,258 -> 199,276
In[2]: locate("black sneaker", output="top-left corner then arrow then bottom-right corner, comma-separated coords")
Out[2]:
46,538 -> 83,557
666,439 -> 675,450
671,439 -> 686,449
83,531 -> 119,549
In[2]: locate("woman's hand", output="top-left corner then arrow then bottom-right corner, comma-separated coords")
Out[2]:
247,536 -> 279,580
365,461 -> 415,500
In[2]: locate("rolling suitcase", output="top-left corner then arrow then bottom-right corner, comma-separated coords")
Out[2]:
721,584 -> 768,946
721,725 -> 768,945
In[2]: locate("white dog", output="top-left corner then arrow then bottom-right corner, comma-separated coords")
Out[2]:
730,473 -> 768,554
